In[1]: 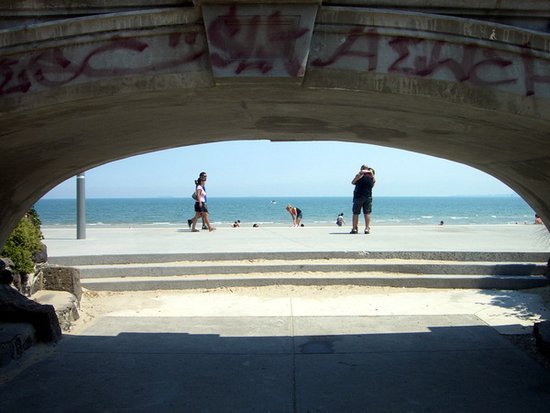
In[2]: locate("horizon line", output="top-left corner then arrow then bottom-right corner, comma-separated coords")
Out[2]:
38,194 -> 520,201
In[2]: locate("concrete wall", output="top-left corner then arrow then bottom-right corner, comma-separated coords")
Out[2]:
1,2 -> 550,246
2,1 -> 549,32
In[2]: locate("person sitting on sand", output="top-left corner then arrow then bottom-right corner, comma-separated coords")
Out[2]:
535,214 -> 543,225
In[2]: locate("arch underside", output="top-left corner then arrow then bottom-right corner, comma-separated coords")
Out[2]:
1,4 -> 550,245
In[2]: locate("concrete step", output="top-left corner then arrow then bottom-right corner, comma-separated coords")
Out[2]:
50,251 -> 549,291
74,259 -> 548,279
81,272 -> 549,291
48,251 -> 550,266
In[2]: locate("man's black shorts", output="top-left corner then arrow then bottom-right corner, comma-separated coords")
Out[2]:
352,197 -> 372,215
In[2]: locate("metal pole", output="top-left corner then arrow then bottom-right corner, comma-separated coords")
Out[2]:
76,173 -> 86,239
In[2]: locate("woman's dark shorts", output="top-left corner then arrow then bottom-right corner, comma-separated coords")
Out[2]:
352,197 -> 372,215
194,202 -> 208,213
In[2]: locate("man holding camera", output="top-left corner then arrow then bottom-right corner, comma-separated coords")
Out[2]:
351,165 -> 376,234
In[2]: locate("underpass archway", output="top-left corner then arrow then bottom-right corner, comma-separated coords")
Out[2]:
2,3 -> 550,246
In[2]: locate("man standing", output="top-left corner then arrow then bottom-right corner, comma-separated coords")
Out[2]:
351,165 -> 375,234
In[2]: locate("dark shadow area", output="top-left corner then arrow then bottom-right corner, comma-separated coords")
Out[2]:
491,264 -> 545,276
2,316 -> 550,412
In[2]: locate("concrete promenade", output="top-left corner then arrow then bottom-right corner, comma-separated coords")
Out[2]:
1,224 -> 550,412
42,224 -> 550,257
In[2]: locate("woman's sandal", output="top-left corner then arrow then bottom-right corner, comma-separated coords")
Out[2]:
364,228 -> 370,234
350,228 -> 358,234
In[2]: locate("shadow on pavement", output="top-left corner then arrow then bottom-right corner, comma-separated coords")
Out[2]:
2,315 -> 550,412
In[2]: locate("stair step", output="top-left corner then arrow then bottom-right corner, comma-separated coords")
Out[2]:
49,251 -> 549,292
75,260 -> 548,278
48,251 -> 550,266
81,273 -> 549,291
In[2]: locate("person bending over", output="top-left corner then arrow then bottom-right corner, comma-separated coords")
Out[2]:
286,204 -> 303,227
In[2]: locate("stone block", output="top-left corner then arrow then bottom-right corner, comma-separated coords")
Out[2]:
41,265 -> 82,302
32,290 -> 79,332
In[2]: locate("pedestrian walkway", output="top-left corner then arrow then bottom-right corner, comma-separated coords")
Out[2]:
42,224 -> 550,257
1,224 -> 549,412
2,286 -> 550,412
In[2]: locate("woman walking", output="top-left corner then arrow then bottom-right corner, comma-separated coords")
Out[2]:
191,172 -> 215,232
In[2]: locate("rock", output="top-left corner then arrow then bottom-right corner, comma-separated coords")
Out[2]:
0,268 -> 13,285
0,284 -> 61,343
32,290 -> 79,332
33,243 -> 48,264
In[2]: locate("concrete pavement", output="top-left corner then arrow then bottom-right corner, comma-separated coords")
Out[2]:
41,224 -> 550,257
2,286 -> 550,412
1,224 -> 550,412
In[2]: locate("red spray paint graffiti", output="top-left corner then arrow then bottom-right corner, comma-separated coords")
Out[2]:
311,28 -> 550,97
0,32 -> 205,96
206,5 -> 310,76
2,19 -> 550,97
521,42 -> 550,96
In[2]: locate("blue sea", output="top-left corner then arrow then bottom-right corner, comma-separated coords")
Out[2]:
34,196 -> 536,227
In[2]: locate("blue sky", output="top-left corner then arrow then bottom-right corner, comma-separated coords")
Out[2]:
43,140 -> 515,199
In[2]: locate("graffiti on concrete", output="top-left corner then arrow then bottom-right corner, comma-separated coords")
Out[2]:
205,4 -> 312,77
0,32 -> 206,96
311,28 -> 550,97
2,18 -> 549,97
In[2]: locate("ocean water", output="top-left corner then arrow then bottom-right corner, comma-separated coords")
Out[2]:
34,196 -> 536,227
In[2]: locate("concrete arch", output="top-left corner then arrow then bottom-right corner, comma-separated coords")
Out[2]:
1,2 -> 550,246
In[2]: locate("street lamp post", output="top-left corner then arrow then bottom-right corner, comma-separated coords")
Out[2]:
76,173 -> 86,239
